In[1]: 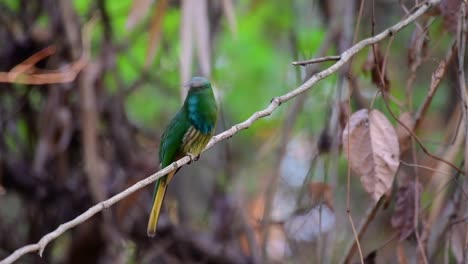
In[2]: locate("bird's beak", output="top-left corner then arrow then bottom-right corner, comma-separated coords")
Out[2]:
183,81 -> 191,87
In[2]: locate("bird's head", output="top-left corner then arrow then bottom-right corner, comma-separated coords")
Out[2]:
185,77 -> 212,92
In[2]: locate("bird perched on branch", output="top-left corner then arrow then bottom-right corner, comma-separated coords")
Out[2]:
147,77 -> 218,237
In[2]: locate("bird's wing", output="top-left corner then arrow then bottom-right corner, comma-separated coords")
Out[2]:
159,110 -> 191,168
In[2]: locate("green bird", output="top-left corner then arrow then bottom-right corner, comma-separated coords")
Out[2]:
147,77 -> 218,237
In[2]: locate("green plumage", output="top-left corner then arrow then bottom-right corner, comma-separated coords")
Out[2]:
147,77 -> 218,237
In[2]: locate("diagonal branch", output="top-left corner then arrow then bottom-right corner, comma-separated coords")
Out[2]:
0,1 -> 441,263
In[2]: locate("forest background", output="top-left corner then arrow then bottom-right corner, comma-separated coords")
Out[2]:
0,0 -> 467,263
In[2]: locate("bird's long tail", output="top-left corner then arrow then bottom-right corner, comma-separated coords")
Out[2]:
147,171 -> 174,237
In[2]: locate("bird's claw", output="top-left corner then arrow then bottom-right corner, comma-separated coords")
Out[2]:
187,153 -> 200,163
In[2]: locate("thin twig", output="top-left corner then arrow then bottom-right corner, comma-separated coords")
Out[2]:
292,55 -> 341,66
457,1 -> 468,180
344,0 -> 366,263
342,199 -> 383,263
8,46 -> 57,78
400,160 -> 457,177
414,43 -> 456,129
0,2 -> 442,263
0,57 -> 87,85
0,16 -> 95,85
382,88 -> 465,175
455,5 -> 468,263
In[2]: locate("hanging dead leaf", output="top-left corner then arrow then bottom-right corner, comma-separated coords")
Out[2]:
391,181 -> 422,241
284,204 -> 335,242
362,45 -> 390,91
126,0 -> 153,30
240,196 -> 290,261
396,112 -> 415,154
439,0 -> 462,34
245,196 -> 262,226
354,251 -> 377,264
339,100 -> 351,130
308,182 -> 333,209
317,129 -> 332,154
144,0 -> 168,69
342,109 -> 400,201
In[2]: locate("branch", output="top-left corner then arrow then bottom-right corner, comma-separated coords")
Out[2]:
0,55 -> 87,85
0,14 -> 96,85
292,55 -> 341,66
457,2 -> 468,179
0,1 -> 440,263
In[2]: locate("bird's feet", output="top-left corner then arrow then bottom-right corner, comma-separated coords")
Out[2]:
187,153 -> 200,164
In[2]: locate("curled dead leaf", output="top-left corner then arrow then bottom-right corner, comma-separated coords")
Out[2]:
396,112 -> 415,154
343,109 -> 400,201
391,181 -> 422,241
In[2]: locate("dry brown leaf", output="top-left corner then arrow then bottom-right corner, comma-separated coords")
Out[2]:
355,251 -> 376,264
339,100 -> 351,130
343,109 -> 400,201
308,182 -> 333,209
239,196 -> 263,257
396,112 -> 415,154
240,196 -> 290,260
126,0 -> 153,30
391,181 -> 422,241
362,45 -> 390,91
144,0 -> 168,68
439,0 -> 462,34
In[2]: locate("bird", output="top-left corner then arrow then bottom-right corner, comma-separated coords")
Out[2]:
147,76 -> 218,237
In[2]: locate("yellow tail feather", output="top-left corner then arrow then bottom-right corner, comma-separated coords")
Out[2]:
147,172 -> 174,237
